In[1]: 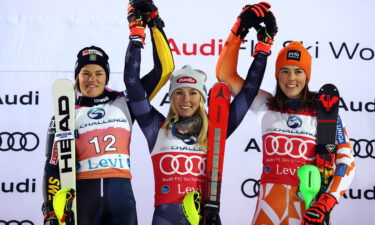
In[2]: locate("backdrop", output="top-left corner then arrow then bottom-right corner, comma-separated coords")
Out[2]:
1,0 -> 374,224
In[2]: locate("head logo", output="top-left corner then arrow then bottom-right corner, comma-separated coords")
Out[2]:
161,185 -> 170,194
0,132 -> 39,151
177,76 -> 197,84
287,50 -> 301,61
87,108 -> 105,119
287,115 -> 302,128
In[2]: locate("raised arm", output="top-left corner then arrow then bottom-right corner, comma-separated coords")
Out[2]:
141,25 -> 174,100
127,1 -> 174,101
217,2 -> 277,96
216,3 -> 278,137
226,52 -> 268,137
125,5 -> 166,150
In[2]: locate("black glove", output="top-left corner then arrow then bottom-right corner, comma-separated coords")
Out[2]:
262,9 -> 277,37
129,0 -> 164,28
302,193 -> 337,225
252,8 -> 277,56
42,201 -> 58,225
251,25 -> 274,56
231,2 -> 272,39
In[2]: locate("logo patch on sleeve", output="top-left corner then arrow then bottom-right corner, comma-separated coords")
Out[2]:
287,50 -> 301,61
335,164 -> 348,177
336,116 -> 346,144
49,142 -> 58,165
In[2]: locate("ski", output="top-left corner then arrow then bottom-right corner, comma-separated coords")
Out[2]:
52,79 -> 77,225
203,82 -> 231,225
315,83 -> 340,224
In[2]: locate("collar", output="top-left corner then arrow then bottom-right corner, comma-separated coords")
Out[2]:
76,89 -> 118,106
286,99 -> 301,111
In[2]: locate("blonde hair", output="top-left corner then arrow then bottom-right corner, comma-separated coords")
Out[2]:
163,92 -> 208,151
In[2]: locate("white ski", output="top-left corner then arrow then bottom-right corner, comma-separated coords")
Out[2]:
52,78 -> 77,225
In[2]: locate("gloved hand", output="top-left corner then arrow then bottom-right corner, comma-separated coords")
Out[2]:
231,2 -> 272,39
252,5 -> 277,55
42,201 -> 58,225
128,4 -> 147,45
302,193 -> 337,225
129,0 -> 164,28
252,24 -> 275,56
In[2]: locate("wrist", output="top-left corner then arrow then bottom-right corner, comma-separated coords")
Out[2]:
231,18 -> 248,40
129,21 -> 146,45
252,42 -> 272,56
318,193 -> 337,212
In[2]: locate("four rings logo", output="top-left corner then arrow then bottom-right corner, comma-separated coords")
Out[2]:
0,220 -> 34,225
0,132 -> 39,151
350,138 -> 375,159
159,154 -> 206,176
264,135 -> 316,161
241,178 -> 260,198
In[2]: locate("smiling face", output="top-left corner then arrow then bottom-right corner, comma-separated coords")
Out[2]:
278,65 -> 307,99
172,87 -> 202,118
78,64 -> 107,98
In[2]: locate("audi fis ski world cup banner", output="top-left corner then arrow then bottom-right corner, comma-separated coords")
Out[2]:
1,0 -> 375,224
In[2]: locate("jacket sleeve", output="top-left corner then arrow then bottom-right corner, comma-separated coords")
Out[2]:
216,32 -> 247,96
140,26 -> 174,101
42,117 -> 61,208
124,39 -> 166,151
327,116 -> 356,201
216,32 -> 268,137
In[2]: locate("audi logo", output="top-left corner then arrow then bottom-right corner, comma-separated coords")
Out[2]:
0,220 -> 34,225
241,178 -> 260,198
350,138 -> 375,159
0,132 -> 39,151
264,135 -> 315,161
159,154 -> 206,176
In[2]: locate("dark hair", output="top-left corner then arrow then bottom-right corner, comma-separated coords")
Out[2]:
266,82 -> 317,111
74,46 -> 110,84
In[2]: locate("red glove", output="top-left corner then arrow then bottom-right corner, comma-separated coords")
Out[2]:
128,4 -> 146,45
302,193 -> 337,225
231,2 -> 272,40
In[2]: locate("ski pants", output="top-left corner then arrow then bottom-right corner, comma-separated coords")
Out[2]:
251,183 -> 305,225
152,204 -> 221,225
77,178 -> 137,225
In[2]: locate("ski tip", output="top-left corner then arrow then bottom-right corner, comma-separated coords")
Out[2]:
319,83 -> 339,94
